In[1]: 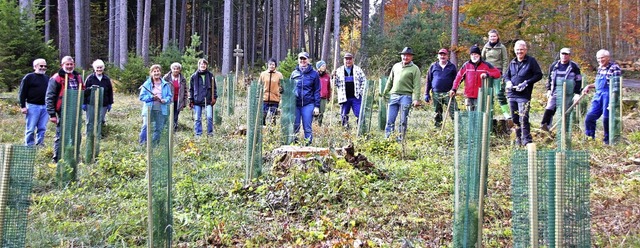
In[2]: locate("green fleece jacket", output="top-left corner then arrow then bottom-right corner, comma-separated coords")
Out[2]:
383,61 -> 422,100
481,41 -> 509,76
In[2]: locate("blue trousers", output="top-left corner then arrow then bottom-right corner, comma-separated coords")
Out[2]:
194,105 -> 213,136
139,110 -> 167,144
585,90 -> 610,142
263,102 -> 279,125
24,103 -> 48,146
294,103 -> 314,145
385,94 -> 412,141
340,97 -> 361,127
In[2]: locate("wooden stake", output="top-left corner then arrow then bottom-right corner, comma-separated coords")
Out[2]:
527,143 -> 539,248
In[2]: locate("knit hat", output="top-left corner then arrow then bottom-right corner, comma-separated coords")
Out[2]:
316,60 -> 326,69
469,46 -> 481,55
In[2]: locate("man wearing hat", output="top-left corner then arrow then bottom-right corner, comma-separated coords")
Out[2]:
290,51 -> 321,145
504,40 -> 543,146
189,58 -> 218,136
540,47 -> 583,132
334,52 -> 367,129
382,47 -> 421,141
424,48 -> 458,127
449,45 -> 501,111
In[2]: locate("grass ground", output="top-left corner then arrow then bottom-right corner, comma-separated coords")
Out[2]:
0,79 -> 639,247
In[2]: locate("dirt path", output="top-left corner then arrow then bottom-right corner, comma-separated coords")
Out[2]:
625,78 -> 640,91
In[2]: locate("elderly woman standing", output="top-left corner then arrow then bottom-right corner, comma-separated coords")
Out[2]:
163,62 -> 188,131
139,64 -> 173,144
84,59 -> 114,129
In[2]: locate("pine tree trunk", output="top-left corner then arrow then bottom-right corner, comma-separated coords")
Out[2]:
250,0 -> 256,67
119,0 -> 128,67
142,0 -> 151,65
333,0 -> 340,70
83,0 -> 90,68
298,0 -> 305,51
171,0 -> 177,41
243,0 -> 248,75
75,0 -> 84,68
264,0 -> 271,60
19,0 -> 34,18
179,0 -> 186,51
136,0 -> 143,55
163,0 -> 171,51
108,0 -> 115,62
361,0 -> 369,53
45,0 -> 50,42
272,0 -> 281,60
379,0 -> 384,33
222,0 -> 233,74
321,0 -> 332,61
58,0 -> 71,57
113,0 -> 120,65
450,0 -> 459,65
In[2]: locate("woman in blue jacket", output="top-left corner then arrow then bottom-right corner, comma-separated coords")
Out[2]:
290,52 -> 321,145
139,64 -> 173,144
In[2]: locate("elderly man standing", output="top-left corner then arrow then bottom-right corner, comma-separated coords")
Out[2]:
540,48 -> 583,131
382,47 -> 421,141
424,48 -> 458,127
449,45 -> 501,111
46,56 -> 85,162
504,40 -> 543,146
19,58 -> 50,147
582,49 -> 622,144
334,52 -> 367,129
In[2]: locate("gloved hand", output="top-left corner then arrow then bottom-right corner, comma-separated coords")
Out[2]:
515,83 -> 528,92
424,94 -> 430,103
82,104 -> 87,111
546,90 -> 552,99
505,81 -> 513,89
313,107 -> 319,116
107,104 -> 112,112
572,94 -> 581,104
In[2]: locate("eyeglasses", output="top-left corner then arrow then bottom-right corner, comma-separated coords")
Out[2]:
299,57 -> 307,60
561,53 -> 570,55
38,65 -> 47,68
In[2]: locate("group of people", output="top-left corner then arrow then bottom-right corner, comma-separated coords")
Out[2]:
423,29 -> 620,145
19,56 -> 114,162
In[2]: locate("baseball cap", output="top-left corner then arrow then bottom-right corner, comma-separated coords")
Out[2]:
298,52 -> 309,59
438,48 -> 449,54
560,48 -> 571,54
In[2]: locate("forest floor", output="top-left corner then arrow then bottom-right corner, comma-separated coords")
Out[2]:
0,78 -> 639,247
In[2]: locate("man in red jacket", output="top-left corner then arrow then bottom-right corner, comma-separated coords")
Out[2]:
449,46 -> 501,111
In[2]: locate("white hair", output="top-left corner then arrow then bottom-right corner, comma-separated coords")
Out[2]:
514,40 -> 527,49
32,58 -> 46,67
60,56 -> 74,64
170,62 -> 182,70
596,49 -> 610,58
92,59 -> 105,69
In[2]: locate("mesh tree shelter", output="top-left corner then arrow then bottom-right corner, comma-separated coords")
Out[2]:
246,81 -> 264,181
554,80 -> 576,150
145,104 -> 174,247
214,76 -> 225,125
85,86 -> 104,163
511,146 -> 590,248
227,74 -> 235,115
280,79 -> 296,145
58,88 -> 83,187
608,76 -> 622,145
0,145 -> 36,247
357,80 -> 376,137
377,77 -> 387,131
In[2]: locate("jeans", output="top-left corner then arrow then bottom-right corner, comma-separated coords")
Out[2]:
294,103 -> 314,145
139,110 -> 167,144
24,103 -> 48,146
263,102 -> 279,125
509,98 -> 532,145
585,90 -> 610,142
432,92 -> 457,127
385,94 -> 412,141
340,97 -> 361,127
194,105 -> 213,136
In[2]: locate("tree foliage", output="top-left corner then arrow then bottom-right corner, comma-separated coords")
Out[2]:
0,0 -> 56,91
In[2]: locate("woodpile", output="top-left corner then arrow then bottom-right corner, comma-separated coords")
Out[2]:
617,59 -> 640,71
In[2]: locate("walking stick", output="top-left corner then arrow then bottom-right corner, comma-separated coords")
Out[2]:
440,95 -> 454,133
549,92 -> 586,132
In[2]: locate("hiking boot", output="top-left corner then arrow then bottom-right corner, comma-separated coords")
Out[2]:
541,124 -> 550,132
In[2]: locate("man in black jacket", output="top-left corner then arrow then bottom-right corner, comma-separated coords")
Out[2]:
504,40 -> 543,146
189,59 -> 217,136
540,48 -> 582,132
19,58 -> 50,146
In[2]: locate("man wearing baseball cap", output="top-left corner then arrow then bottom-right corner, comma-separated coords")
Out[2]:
540,47 -> 582,132
424,48 -> 458,127
382,47 -> 421,141
334,52 -> 367,129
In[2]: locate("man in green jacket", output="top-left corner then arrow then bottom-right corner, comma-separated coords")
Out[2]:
481,29 -> 511,119
382,47 -> 422,141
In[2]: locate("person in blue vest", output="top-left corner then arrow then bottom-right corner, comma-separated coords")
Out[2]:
138,64 -> 173,144
290,51 -> 320,145
582,49 -> 621,144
